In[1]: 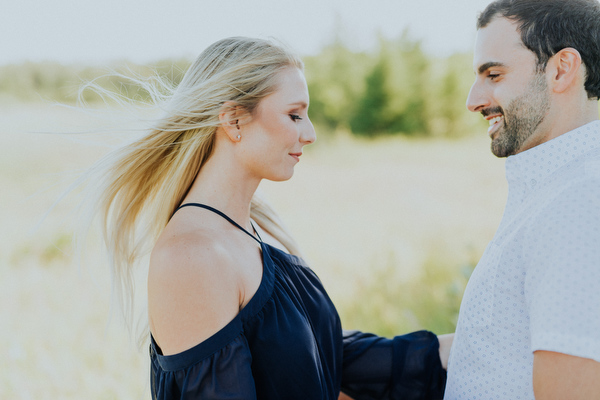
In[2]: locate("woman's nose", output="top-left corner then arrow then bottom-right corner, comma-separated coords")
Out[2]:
301,118 -> 316,145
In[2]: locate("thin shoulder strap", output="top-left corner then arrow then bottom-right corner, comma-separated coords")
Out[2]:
173,203 -> 262,245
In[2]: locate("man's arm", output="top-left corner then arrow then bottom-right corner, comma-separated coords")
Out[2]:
533,350 -> 600,400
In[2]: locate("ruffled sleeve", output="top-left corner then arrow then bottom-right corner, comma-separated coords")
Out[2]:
340,330 -> 446,400
150,330 -> 257,400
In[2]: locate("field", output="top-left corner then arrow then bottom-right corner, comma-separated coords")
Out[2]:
0,101 -> 507,399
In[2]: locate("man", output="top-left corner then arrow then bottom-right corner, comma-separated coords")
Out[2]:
445,1 -> 600,399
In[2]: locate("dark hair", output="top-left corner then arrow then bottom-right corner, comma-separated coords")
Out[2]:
478,0 -> 600,99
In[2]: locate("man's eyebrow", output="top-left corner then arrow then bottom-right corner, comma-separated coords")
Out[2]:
477,61 -> 506,74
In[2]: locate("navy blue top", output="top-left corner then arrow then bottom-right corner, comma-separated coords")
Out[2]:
150,204 -> 446,399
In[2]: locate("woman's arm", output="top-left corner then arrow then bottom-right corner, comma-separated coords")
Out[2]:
437,333 -> 454,370
340,330 -> 447,400
148,231 -> 242,355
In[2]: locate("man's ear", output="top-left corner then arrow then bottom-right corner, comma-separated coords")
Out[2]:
218,101 -> 247,142
550,47 -> 583,94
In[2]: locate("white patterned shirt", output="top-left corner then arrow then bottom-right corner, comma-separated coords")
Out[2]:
444,121 -> 600,400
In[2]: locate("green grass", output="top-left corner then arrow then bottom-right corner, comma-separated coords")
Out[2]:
1,103 -> 506,399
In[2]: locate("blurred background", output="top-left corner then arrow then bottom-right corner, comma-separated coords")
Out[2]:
1,0 -> 508,398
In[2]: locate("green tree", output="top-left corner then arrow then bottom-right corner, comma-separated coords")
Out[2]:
386,33 -> 430,136
304,39 -> 371,133
349,53 -> 392,136
348,34 -> 432,137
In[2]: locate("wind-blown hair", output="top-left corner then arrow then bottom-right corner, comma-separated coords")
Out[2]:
83,37 -> 304,335
477,0 -> 600,99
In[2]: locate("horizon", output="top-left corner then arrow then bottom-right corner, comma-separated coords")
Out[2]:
4,0 -> 491,66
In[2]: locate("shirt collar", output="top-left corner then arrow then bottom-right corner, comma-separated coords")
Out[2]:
505,120 -> 600,189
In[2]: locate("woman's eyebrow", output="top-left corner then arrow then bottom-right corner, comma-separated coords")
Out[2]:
287,101 -> 308,108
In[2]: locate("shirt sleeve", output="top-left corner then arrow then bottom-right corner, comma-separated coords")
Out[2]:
150,333 -> 257,400
525,182 -> 600,361
340,330 -> 446,400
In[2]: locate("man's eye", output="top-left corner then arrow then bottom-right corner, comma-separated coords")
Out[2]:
290,114 -> 302,121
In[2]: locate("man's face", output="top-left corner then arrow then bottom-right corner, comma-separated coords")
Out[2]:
467,17 -> 551,158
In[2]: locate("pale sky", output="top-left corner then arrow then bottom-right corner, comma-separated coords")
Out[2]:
3,0 -> 492,65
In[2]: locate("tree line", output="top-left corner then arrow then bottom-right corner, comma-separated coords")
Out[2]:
0,35 -> 484,137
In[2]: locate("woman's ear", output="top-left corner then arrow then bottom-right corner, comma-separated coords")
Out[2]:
219,101 -> 245,142
550,47 -> 583,94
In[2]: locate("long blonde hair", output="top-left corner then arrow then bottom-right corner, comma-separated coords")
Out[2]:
84,37 -> 304,335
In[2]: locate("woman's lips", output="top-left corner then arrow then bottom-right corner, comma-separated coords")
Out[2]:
289,152 -> 302,162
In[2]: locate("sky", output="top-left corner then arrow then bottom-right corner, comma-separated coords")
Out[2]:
3,0 -> 492,66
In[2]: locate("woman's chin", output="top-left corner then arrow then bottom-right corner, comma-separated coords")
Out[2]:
265,170 -> 295,182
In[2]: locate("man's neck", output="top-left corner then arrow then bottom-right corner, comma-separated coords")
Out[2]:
518,100 -> 599,154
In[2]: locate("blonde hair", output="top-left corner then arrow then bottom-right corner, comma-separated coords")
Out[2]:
84,37 -> 304,336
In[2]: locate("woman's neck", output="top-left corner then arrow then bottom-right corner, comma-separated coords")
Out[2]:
182,148 -> 260,231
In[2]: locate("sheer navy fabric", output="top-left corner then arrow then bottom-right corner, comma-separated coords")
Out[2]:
150,204 -> 446,399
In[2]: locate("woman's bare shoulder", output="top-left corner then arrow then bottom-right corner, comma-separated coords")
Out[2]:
150,225 -> 231,274
148,226 -> 242,355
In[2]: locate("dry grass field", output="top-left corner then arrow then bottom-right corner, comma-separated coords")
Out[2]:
0,101 -> 507,399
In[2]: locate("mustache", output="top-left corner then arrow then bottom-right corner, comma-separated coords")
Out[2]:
481,107 -> 503,117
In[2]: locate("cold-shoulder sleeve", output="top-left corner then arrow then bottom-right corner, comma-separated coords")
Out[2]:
340,330 -> 446,400
150,332 -> 257,400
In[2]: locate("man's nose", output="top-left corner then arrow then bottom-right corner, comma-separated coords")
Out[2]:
466,80 -> 490,113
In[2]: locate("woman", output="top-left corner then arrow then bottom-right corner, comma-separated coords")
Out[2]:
92,37 -> 450,399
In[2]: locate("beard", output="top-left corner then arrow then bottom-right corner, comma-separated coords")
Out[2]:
487,73 -> 550,158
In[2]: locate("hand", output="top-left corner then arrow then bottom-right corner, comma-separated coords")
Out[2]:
437,333 -> 454,370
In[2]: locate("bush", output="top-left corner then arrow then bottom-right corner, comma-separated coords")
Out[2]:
338,251 -> 476,336
0,37 -> 486,138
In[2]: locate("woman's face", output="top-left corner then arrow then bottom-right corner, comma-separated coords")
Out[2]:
240,67 -> 316,182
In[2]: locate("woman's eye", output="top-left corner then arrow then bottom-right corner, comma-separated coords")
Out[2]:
488,73 -> 500,81
290,114 -> 302,121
